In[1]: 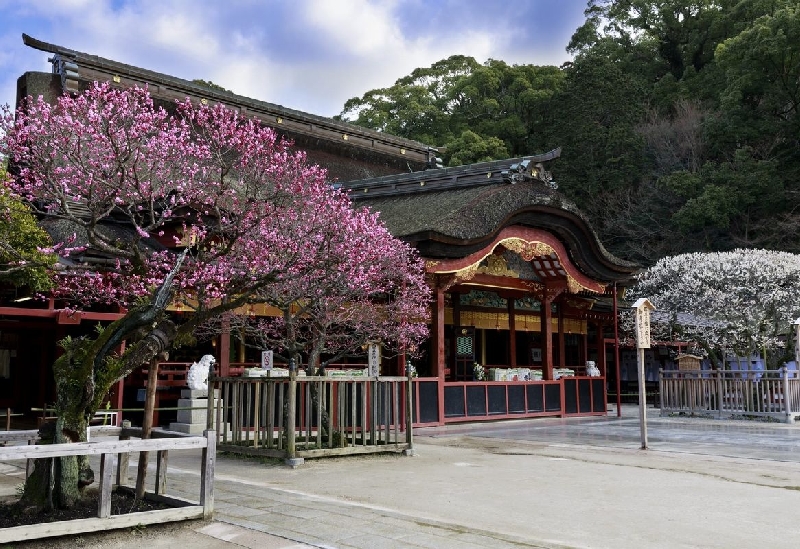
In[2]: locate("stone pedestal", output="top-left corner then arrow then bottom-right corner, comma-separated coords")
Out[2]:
169,389 -> 222,435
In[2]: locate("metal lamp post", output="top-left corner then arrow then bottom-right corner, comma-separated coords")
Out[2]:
632,298 -> 656,450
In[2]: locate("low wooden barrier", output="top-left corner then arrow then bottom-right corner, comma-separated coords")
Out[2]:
659,368 -> 800,423
440,376 -> 607,422
209,375 -> 413,461
0,427 -> 215,544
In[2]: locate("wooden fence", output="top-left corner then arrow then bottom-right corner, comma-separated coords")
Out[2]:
0,426 -> 215,544
659,368 -> 800,423
209,374 -> 413,461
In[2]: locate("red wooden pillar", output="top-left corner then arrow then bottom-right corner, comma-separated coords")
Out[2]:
431,283 -> 446,424
613,283 -> 622,417
452,292 -> 460,377
541,293 -> 554,380
508,298 -> 517,368
557,297 -> 566,368
219,318 -> 231,377
431,285 -> 445,378
583,318 -> 589,367
596,321 -> 607,376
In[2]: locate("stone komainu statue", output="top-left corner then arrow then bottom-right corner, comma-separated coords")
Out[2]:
186,354 -> 216,392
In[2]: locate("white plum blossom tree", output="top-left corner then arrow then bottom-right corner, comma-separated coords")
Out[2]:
626,249 -> 800,367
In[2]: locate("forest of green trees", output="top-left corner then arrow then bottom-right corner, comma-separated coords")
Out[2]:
336,0 -> 800,267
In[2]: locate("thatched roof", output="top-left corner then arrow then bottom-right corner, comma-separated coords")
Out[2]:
343,156 -> 639,285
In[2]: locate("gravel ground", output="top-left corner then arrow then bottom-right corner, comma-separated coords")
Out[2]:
5,519 -> 218,549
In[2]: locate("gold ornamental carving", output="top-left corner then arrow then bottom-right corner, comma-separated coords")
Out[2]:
567,276 -> 583,294
502,238 -> 555,261
566,298 -> 594,310
477,254 -> 519,278
454,262 -> 481,282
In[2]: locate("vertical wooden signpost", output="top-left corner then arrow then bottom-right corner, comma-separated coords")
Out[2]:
368,343 -> 381,377
632,298 -> 655,450
794,318 -> 800,365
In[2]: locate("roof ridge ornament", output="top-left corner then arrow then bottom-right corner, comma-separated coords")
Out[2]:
423,147 -> 444,170
48,53 -> 80,94
501,148 -> 561,189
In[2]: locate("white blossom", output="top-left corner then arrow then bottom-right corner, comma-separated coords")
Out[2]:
626,249 -> 800,363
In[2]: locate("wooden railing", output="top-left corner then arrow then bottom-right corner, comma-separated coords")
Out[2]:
659,368 -> 800,423
209,375 -> 413,462
0,426 -> 215,544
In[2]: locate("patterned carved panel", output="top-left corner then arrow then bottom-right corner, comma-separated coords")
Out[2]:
514,295 -> 542,311
504,250 -> 540,281
459,290 -> 508,308
456,336 -> 474,357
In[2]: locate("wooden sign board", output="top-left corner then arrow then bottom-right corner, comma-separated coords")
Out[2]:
368,343 -> 381,377
261,350 -> 273,370
677,354 -> 702,371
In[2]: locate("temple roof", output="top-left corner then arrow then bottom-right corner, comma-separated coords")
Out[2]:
21,34 -> 432,169
343,155 -> 639,286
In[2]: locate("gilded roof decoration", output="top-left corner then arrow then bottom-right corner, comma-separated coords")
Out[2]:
477,254 -> 519,278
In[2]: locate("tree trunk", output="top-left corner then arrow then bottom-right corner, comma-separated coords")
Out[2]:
136,357 -> 159,499
22,390 -> 92,509
307,347 -> 339,444
21,254 -> 184,511
53,414 -> 92,508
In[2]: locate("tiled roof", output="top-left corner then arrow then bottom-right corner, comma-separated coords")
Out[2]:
22,33 -> 432,165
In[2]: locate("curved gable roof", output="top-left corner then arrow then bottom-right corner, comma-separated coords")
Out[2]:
343,156 -> 639,285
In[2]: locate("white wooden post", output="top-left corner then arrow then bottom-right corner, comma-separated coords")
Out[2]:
155,450 -> 168,495
632,298 -> 655,450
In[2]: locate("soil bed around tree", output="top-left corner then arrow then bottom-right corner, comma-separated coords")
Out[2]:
0,488 -> 173,529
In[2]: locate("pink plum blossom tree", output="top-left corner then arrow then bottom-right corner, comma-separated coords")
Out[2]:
224,206 -> 430,373
0,82 -> 428,509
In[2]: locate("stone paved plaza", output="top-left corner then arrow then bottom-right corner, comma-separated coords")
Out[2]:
4,404 -> 800,548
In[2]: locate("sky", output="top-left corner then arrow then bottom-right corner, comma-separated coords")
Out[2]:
0,0 -> 589,118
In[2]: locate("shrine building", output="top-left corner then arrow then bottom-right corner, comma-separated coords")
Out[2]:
0,35 -> 638,427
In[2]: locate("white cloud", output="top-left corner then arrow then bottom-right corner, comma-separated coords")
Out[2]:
0,0 -> 580,116
303,0 -> 403,57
